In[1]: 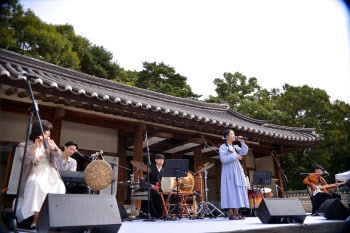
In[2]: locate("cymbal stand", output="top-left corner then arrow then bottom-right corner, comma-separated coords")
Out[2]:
195,167 -> 226,218
126,165 -> 147,220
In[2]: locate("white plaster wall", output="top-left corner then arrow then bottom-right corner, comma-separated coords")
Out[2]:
60,121 -> 118,153
255,156 -> 275,176
0,111 -> 30,142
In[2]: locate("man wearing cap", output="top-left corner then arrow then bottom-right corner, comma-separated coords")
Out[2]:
140,154 -> 165,218
303,165 -> 341,211
55,141 -> 78,171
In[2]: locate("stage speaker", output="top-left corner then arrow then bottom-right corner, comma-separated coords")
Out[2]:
37,194 -> 122,233
257,198 -> 306,223
317,199 -> 350,220
118,202 -> 128,221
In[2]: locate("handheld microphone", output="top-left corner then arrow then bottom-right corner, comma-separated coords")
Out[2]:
235,136 -> 248,140
19,71 -> 39,79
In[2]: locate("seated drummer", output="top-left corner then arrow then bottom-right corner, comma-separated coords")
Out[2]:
55,141 -> 88,194
140,154 -> 165,218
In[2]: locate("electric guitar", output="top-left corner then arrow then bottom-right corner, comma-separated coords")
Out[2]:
307,181 -> 346,196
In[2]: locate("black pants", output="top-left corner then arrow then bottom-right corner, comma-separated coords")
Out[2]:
314,192 -> 341,211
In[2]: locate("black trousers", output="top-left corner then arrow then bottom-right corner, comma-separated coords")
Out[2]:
314,192 -> 341,211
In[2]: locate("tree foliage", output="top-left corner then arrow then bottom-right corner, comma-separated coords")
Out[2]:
137,62 -> 201,99
208,72 -> 350,190
0,0 -> 200,98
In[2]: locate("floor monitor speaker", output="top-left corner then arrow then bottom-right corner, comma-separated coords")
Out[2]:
37,194 -> 122,233
257,198 -> 306,223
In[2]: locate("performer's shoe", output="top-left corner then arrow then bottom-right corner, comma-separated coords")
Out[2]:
238,215 -> 245,220
229,214 -> 239,220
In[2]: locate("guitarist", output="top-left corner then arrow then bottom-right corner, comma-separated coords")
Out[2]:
303,165 -> 341,211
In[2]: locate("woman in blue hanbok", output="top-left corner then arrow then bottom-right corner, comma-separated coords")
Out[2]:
220,129 -> 249,220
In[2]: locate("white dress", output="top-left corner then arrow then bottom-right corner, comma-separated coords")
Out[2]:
16,145 -> 66,222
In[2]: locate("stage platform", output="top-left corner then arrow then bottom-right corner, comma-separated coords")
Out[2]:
118,215 -> 350,233
14,215 -> 350,233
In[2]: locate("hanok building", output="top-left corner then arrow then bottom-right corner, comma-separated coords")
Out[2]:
0,48 -> 324,207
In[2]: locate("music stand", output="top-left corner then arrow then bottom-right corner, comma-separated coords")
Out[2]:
250,171 -> 272,216
252,171 -> 272,197
163,159 -> 193,220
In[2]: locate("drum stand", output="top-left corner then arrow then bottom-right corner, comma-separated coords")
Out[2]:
126,166 -> 147,220
195,167 -> 226,218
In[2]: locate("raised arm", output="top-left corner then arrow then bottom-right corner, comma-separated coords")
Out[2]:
219,145 -> 237,164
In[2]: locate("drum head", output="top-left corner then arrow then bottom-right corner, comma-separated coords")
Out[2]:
84,160 -> 113,190
161,177 -> 175,192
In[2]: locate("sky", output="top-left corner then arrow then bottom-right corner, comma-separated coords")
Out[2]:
20,0 -> 350,103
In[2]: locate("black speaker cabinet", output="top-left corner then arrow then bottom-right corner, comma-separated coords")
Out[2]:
317,199 -> 350,220
257,198 -> 306,223
37,194 -> 122,233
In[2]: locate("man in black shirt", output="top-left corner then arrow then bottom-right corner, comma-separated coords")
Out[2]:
141,154 -> 165,218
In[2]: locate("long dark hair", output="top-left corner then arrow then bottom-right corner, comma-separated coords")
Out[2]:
29,120 -> 53,141
222,129 -> 234,153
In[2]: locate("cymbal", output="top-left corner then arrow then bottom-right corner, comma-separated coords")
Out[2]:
130,160 -> 147,172
196,163 -> 214,174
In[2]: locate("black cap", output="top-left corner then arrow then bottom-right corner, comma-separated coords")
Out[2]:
314,165 -> 325,171
65,141 -> 78,149
155,154 -> 165,160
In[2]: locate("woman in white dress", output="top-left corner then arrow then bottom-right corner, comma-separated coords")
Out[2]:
16,120 -> 65,229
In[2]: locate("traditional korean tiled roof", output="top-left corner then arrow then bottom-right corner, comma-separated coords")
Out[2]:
0,49 -> 324,147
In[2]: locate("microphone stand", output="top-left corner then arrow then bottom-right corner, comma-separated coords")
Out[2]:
271,150 -> 289,198
8,75 -> 48,230
144,131 -> 155,222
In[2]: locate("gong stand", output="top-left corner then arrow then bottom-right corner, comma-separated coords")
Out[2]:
126,164 -> 147,220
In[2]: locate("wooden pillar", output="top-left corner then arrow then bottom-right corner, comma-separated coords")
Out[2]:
273,153 -> 285,198
216,159 -> 221,200
171,152 -> 182,159
50,108 -> 65,146
133,124 -> 145,179
133,124 -> 145,214
193,145 -> 203,173
117,131 -> 127,203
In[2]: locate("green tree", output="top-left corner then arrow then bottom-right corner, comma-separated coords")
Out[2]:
208,71 -> 350,190
137,62 -> 201,99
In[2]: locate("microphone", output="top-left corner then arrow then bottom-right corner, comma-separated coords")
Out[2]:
74,149 -> 88,158
324,170 -> 329,175
235,136 -> 248,140
19,71 -> 39,79
203,141 -> 207,149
